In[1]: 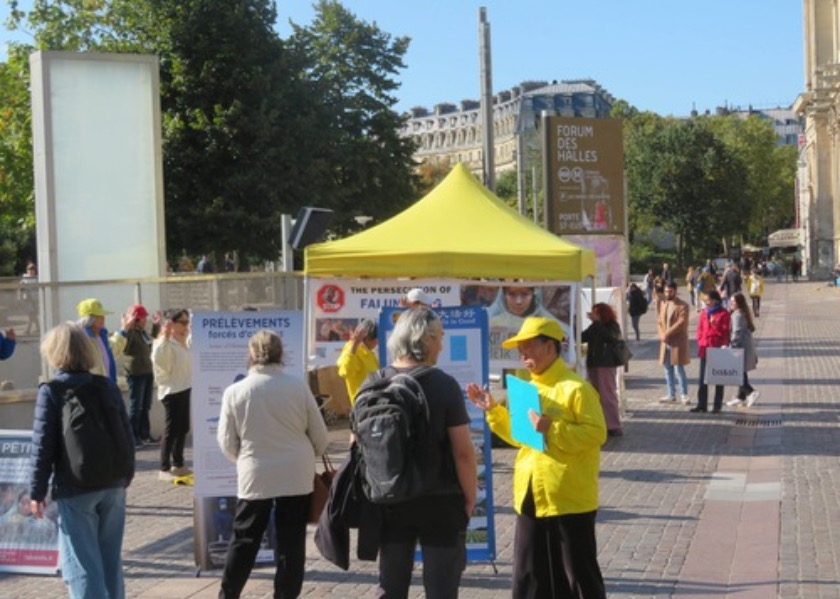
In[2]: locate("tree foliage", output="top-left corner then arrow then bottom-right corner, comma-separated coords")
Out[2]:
625,116 -> 748,267
1,0 -> 418,272
289,1 -> 417,235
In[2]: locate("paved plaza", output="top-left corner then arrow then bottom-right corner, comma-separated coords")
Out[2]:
2,280 -> 839,598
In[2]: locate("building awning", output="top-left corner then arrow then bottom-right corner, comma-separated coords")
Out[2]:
768,229 -> 802,248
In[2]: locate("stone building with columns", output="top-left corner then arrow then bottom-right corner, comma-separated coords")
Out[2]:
793,0 -> 840,277
400,79 -> 615,180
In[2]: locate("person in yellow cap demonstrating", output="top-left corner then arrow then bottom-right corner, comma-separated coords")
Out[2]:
77,298 -> 117,382
336,319 -> 379,405
466,316 -> 607,599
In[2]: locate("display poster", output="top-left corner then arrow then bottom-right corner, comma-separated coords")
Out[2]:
0,430 -> 59,574
378,306 -> 495,562
545,117 -> 625,235
565,235 -> 628,290
308,279 -> 577,371
190,311 -> 304,570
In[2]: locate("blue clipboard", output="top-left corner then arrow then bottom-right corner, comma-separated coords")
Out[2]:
506,375 -> 545,451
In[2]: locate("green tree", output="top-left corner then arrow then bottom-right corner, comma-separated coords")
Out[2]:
705,113 -> 797,242
626,118 -> 748,267
0,45 -> 36,274
289,1 -> 417,234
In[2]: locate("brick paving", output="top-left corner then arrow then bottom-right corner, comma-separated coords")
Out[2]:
1,279 -> 838,598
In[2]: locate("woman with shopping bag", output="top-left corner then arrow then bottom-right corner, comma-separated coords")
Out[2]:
725,293 -> 760,408
690,290 -> 731,414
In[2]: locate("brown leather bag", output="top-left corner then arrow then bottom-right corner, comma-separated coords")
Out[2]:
309,455 -> 336,524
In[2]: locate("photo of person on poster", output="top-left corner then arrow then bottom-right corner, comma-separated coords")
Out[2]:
482,286 -> 574,365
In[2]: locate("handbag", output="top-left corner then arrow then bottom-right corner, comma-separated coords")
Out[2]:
610,338 -> 632,366
309,454 -> 336,524
704,347 -> 744,385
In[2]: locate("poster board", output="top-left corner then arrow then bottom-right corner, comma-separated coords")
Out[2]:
0,430 -> 60,574
308,279 -> 577,372
189,310 -> 304,570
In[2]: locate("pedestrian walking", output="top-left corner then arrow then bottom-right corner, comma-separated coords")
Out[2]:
746,268 -> 765,317
626,283 -> 647,341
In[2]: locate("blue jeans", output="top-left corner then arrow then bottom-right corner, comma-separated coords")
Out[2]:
58,488 -> 126,599
126,373 -> 154,441
663,347 -> 688,397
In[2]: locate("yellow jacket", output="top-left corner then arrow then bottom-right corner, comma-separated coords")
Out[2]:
487,359 -> 606,517
746,274 -> 764,297
336,341 -> 379,404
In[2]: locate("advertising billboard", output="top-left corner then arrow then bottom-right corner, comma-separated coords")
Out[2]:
545,117 -> 625,236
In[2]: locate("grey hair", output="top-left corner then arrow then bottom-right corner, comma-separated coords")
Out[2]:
386,306 -> 441,364
41,323 -> 98,372
78,315 -> 98,328
248,329 -> 283,367
360,319 -> 378,341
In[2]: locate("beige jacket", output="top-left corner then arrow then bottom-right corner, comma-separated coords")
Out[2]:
217,364 -> 328,499
658,297 -> 691,366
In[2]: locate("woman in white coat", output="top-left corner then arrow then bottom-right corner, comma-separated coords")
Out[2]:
217,330 -> 328,599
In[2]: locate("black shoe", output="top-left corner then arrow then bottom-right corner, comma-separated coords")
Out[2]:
143,437 -> 160,445
689,407 -> 707,413
711,407 -> 722,413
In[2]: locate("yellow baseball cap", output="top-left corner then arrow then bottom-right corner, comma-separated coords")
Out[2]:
501,316 -> 565,349
77,298 -> 112,317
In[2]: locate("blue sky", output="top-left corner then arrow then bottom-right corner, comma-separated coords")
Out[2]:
2,1 -> 803,117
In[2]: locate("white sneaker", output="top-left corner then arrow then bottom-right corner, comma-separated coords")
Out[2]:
746,391 -> 761,407
725,398 -> 744,407
659,395 -> 675,403
158,470 -> 175,482
171,466 -> 193,477
680,395 -> 691,405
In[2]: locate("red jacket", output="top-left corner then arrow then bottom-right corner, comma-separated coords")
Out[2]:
696,306 -> 730,359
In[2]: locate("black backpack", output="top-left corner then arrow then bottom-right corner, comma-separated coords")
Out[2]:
46,376 -> 133,489
349,366 -> 433,505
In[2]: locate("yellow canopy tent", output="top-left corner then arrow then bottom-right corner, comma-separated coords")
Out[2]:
304,163 -> 596,280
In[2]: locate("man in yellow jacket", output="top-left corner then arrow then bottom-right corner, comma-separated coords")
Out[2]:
467,316 -> 607,599
336,319 -> 379,405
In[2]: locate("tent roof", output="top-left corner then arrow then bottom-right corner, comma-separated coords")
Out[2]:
304,163 -> 596,281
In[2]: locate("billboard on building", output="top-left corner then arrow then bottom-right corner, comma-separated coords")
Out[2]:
544,117 -> 625,236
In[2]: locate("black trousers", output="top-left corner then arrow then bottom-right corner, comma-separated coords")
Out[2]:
512,487 -> 606,599
160,388 -> 190,471
752,295 -> 761,316
219,494 -> 310,599
376,494 -> 467,599
696,357 -> 724,411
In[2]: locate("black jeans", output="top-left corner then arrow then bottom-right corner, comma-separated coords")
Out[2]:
219,494 -> 310,599
697,356 -> 724,411
512,487 -> 606,599
630,314 -> 641,340
160,388 -> 190,471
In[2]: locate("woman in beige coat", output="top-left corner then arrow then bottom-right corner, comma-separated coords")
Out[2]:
657,281 -> 691,404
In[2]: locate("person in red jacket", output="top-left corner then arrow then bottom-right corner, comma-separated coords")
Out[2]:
690,290 -> 731,413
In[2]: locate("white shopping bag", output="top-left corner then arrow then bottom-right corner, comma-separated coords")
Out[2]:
704,347 -> 744,385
